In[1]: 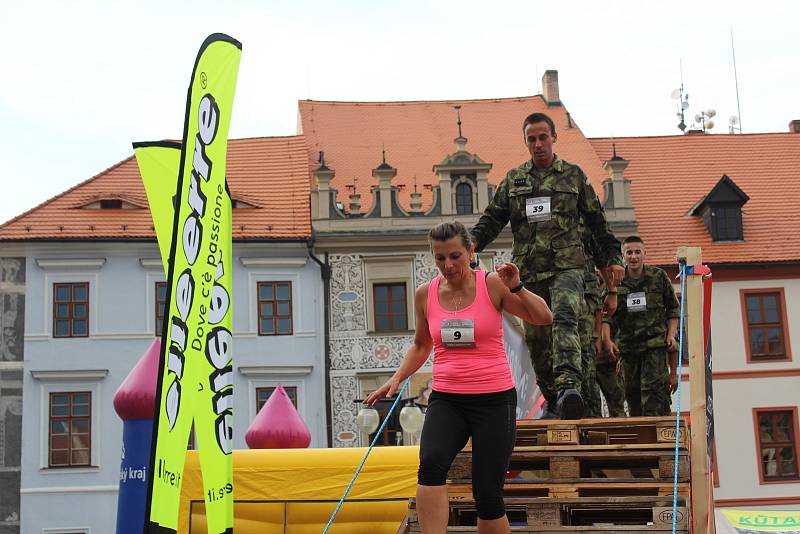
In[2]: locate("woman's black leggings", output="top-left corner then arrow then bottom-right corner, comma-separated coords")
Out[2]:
417,387 -> 517,520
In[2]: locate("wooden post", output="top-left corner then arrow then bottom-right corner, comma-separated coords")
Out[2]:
676,246 -> 715,534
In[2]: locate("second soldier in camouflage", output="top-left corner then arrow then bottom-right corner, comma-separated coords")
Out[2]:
602,236 -> 680,416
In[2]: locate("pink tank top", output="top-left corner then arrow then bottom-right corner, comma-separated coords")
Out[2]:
426,270 -> 515,394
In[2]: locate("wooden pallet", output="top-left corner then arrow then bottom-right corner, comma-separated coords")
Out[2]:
449,449 -> 689,483
448,480 -> 691,499
406,496 -> 689,533
460,417 -> 688,450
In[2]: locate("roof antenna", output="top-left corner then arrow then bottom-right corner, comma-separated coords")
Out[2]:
670,59 -> 690,133
730,28 -> 743,133
382,142 -> 386,165
454,105 -> 463,138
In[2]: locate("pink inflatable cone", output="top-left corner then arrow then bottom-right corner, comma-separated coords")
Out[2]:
245,384 -> 311,448
113,338 -> 161,420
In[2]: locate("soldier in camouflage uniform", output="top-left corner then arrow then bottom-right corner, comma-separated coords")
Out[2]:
602,236 -> 680,416
595,279 -> 627,417
581,231 -> 626,418
472,112 -> 624,419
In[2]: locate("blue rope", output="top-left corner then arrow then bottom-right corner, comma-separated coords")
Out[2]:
470,252 -> 481,269
672,262 -> 688,534
323,377 -> 412,534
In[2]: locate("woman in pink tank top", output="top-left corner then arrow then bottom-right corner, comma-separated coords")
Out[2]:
366,221 -> 552,534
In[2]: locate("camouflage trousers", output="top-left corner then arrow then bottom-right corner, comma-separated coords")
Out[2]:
595,360 -> 626,417
579,282 -> 602,418
580,343 -> 602,418
620,348 -> 671,416
523,269 -> 584,405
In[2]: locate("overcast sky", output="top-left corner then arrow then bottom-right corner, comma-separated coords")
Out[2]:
2,0 -> 798,225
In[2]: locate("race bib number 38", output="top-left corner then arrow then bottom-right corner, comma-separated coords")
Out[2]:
441,319 -> 475,348
526,196 -> 551,223
627,292 -> 647,312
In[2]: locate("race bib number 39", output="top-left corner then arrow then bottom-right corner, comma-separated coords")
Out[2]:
627,292 -> 647,312
441,319 -> 475,348
526,196 -> 551,223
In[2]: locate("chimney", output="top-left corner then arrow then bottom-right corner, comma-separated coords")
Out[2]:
542,70 -> 561,106
789,120 -> 800,134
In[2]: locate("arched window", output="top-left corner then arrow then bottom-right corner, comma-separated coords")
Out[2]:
456,182 -> 473,215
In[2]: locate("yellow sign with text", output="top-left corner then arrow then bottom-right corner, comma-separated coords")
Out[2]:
720,509 -> 800,532
136,33 -> 240,534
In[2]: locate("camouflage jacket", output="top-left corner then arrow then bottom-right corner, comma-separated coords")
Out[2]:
605,265 -> 680,353
472,156 -> 622,282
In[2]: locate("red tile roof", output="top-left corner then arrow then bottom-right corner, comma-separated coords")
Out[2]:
590,133 -> 800,265
0,136 -> 311,241
298,96 -> 608,212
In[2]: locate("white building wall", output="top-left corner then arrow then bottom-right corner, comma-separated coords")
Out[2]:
707,277 -> 800,372
17,240 -> 325,534
672,275 -> 800,509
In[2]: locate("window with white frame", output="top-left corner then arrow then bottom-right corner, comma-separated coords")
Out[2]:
363,257 -> 414,333
455,182 -> 474,215
48,392 -> 91,467
53,283 -> 89,338
33,370 -> 106,470
257,281 -> 293,335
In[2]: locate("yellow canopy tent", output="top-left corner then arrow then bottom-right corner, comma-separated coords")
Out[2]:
178,446 -> 419,533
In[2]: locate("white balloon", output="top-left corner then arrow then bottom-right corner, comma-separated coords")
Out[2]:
356,407 -> 380,434
399,405 -> 424,434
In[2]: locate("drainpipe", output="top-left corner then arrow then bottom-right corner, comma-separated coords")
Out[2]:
307,236 -> 333,446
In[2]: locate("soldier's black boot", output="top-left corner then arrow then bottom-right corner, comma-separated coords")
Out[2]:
538,400 -> 560,419
556,388 -> 584,420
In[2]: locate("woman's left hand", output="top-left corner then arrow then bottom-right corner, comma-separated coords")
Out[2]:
496,262 -> 521,290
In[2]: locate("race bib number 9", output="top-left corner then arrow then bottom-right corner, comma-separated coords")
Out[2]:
441,318 -> 475,348
526,196 -> 551,223
627,292 -> 647,312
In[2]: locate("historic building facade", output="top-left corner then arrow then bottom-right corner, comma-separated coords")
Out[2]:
0,136 -> 328,534
299,73 -> 800,509
299,75 -> 638,447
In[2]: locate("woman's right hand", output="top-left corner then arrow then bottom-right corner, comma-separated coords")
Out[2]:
364,377 -> 401,406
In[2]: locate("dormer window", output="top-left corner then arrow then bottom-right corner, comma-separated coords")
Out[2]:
230,194 -> 260,209
689,174 -> 749,242
456,182 -> 473,215
709,204 -> 743,241
232,199 -> 256,209
100,199 -> 122,209
79,197 -> 141,209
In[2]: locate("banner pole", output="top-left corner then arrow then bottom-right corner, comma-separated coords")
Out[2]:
677,246 -> 715,533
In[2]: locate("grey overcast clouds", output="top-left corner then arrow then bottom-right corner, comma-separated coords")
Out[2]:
1,0 -> 798,224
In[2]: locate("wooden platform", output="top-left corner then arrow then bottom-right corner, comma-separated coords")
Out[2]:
460,417 -> 688,450
448,480 -> 690,499
449,448 -> 689,483
406,495 -> 689,533
400,417 -> 691,533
